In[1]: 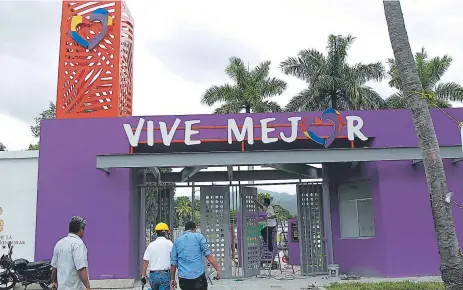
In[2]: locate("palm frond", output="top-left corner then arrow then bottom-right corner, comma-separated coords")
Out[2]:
431,98 -> 452,108
280,49 -> 325,81
251,60 -> 271,83
326,34 -> 356,74
213,102 -> 244,114
350,86 -> 386,110
421,55 -> 452,90
252,100 -> 282,113
201,84 -> 238,106
351,62 -> 385,83
414,47 -> 428,77
285,89 -> 328,112
280,56 -> 307,80
204,56 -> 285,114
387,58 -> 402,89
225,57 -> 247,85
385,92 -> 407,109
435,82 -> 463,102
261,77 -> 287,98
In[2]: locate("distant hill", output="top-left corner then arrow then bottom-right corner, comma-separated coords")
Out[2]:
176,189 -> 297,215
257,189 -> 297,215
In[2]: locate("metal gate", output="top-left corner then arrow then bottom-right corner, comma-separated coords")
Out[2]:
296,182 -> 327,275
156,187 -> 175,229
145,187 -> 175,243
200,186 -> 232,279
240,187 -> 260,277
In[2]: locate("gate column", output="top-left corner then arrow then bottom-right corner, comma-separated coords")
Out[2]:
296,183 -> 328,275
240,187 -> 260,277
200,187 -> 232,278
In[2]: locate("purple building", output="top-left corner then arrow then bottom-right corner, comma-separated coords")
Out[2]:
35,108 -> 463,280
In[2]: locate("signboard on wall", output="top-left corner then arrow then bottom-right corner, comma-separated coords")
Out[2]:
0,155 -> 38,261
0,206 -> 27,257
123,109 -> 368,151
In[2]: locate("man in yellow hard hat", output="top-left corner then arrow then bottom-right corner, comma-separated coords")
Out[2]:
141,222 -> 173,290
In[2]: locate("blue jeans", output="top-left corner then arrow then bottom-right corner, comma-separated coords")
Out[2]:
149,271 -> 170,290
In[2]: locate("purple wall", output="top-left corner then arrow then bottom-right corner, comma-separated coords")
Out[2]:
35,108 -> 463,279
35,118 -> 139,279
328,162 -> 385,277
376,160 -> 463,277
287,218 -> 300,266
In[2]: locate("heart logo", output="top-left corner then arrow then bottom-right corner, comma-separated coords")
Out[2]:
300,109 -> 343,148
70,8 -> 113,50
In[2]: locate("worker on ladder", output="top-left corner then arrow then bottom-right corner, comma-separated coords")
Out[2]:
141,222 -> 173,290
255,197 -> 277,252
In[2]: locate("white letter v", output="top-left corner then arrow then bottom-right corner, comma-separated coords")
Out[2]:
124,118 -> 145,147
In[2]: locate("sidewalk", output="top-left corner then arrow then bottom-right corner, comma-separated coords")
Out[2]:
14,275 -> 442,290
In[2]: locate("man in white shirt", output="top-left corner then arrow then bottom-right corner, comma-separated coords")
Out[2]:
256,198 -> 277,252
51,216 -> 90,290
141,222 -> 173,290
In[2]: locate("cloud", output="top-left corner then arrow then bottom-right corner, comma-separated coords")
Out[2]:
1,0 -> 463,151
0,114 -> 36,151
147,28 -> 260,84
0,1 -> 60,123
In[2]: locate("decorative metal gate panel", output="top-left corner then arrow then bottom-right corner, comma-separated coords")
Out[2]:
200,187 -> 232,279
297,183 -> 327,275
156,187 -> 175,229
240,187 -> 260,277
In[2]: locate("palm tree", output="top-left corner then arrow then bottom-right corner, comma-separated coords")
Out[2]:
175,197 -> 192,224
383,1 -> 463,288
201,57 -> 286,113
280,34 -> 386,111
385,47 -> 463,109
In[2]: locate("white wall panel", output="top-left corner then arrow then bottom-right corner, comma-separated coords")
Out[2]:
0,151 -> 38,261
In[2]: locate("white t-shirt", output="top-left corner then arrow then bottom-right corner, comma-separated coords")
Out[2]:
266,205 -> 277,227
143,237 -> 173,271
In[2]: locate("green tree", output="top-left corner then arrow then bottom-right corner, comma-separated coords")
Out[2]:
201,57 -> 286,113
28,144 -> 39,151
0,143 -> 6,151
257,192 -> 271,204
176,196 -> 192,225
194,199 -> 200,222
385,47 -> 463,109
257,192 -> 292,221
280,34 -> 385,111
29,102 -> 56,150
145,168 -> 176,236
230,210 -> 237,223
383,1 -> 463,288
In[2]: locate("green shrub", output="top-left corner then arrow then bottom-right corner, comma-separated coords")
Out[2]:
325,281 -> 444,290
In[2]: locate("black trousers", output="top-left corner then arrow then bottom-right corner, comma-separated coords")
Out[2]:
179,273 -> 208,290
261,226 -> 276,252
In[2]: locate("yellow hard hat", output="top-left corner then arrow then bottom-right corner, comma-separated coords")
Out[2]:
155,222 -> 169,232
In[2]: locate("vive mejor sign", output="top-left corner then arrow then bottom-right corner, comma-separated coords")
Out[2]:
124,111 -> 367,148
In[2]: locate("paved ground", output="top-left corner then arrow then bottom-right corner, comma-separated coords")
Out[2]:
131,275 -> 442,290
15,275 -> 442,290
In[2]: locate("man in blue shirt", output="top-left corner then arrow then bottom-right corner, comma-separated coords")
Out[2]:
170,221 -> 220,290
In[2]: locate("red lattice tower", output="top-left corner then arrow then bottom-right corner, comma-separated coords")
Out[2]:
56,1 -> 134,119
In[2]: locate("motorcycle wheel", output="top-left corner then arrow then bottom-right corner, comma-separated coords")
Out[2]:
0,274 -> 17,290
39,282 -> 53,290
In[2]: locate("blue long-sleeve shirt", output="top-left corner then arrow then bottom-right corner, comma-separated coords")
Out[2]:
170,231 -> 212,279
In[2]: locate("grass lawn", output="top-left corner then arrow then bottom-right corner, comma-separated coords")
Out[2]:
325,281 -> 445,290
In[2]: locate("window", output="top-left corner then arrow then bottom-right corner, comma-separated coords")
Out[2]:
338,181 -> 375,238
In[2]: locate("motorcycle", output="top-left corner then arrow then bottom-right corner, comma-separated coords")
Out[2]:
0,241 -> 53,290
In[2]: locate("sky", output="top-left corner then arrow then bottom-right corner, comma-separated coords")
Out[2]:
0,0 -> 462,195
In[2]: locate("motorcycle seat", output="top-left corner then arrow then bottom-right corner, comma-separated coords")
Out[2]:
26,261 -> 50,269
